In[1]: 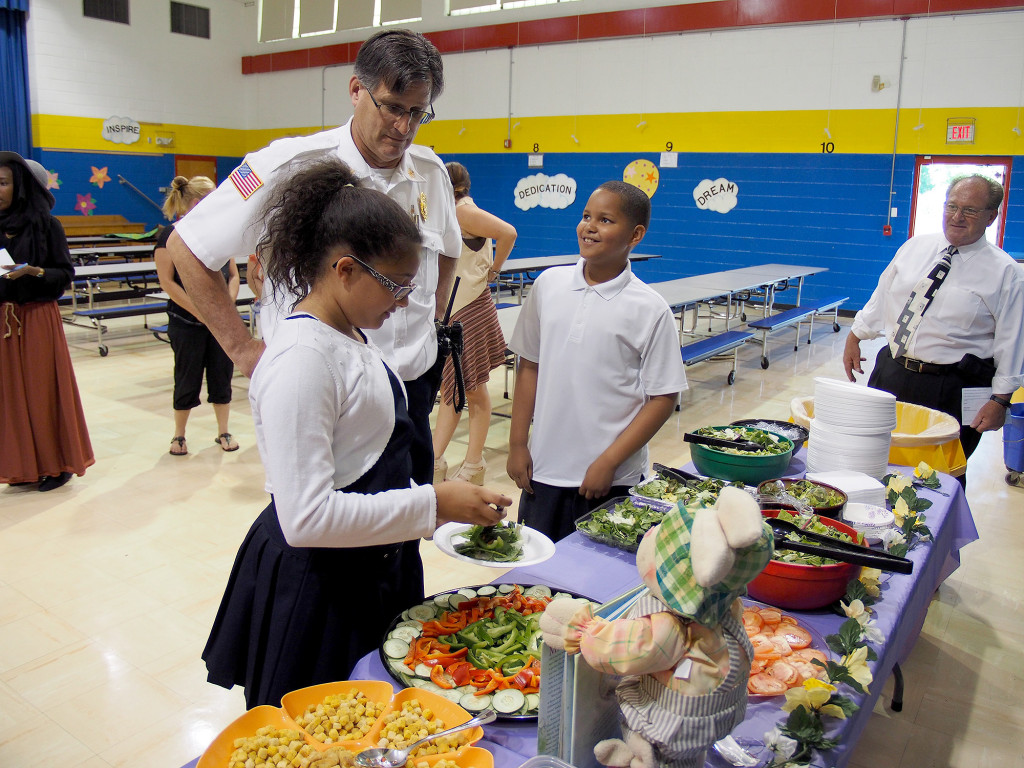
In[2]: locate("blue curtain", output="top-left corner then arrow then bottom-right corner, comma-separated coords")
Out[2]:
1,0 -> 32,157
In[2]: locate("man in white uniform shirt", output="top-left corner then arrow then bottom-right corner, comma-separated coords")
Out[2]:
168,29 -> 461,484
843,174 -> 1024,476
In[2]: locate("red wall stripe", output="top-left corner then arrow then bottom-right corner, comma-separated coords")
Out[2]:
240,0 -> 1024,75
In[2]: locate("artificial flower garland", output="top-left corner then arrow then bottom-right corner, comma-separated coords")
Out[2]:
760,462 -> 939,767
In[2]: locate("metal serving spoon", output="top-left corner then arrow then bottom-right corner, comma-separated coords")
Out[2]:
354,709 -> 497,768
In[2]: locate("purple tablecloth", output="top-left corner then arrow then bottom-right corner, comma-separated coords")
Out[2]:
186,464 -> 977,768
355,468 -> 976,768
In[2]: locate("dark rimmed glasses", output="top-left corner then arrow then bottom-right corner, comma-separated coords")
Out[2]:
943,203 -> 992,220
333,254 -> 415,300
366,89 -> 435,126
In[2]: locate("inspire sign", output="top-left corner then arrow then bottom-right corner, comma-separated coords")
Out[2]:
102,116 -> 141,145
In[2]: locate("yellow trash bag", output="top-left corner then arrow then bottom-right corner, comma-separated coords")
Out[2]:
789,397 -> 967,477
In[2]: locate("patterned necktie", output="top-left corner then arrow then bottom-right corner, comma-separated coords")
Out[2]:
889,245 -> 957,359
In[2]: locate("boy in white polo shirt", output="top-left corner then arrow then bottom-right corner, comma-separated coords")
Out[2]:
507,181 -> 687,540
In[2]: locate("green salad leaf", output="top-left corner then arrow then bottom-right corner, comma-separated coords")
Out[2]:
783,480 -> 845,508
635,472 -> 744,506
693,425 -> 792,455
772,510 -> 855,566
454,522 -> 524,562
577,498 -> 665,549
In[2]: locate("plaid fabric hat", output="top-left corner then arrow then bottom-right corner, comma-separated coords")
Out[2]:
653,503 -> 774,628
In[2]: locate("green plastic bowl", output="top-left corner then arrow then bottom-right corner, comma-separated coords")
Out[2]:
689,427 -> 794,484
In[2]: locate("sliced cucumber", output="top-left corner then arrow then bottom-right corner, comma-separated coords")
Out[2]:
492,688 -> 527,714
438,688 -> 465,703
434,593 -> 454,608
447,592 -> 467,611
383,638 -> 410,658
476,585 -> 497,597
413,663 -> 434,679
388,659 -> 416,678
389,626 -> 419,644
523,585 -> 552,598
408,604 -> 436,622
400,609 -> 411,621
552,592 -> 573,600
526,693 -> 540,711
459,693 -> 492,712
411,678 -> 440,691
497,584 -> 516,594
457,588 -> 478,600
396,619 -> 424,630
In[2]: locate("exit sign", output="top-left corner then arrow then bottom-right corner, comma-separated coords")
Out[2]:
946,119 -> 975,144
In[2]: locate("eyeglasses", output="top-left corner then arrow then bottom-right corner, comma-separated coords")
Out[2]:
365,89 -> 435,126
333,254 -> 415,300
943,203 -> 992,220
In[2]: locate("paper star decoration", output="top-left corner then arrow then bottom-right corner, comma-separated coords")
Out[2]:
90,166 -> 111,188
45,169 -> 61,190
75,193 -> 97,216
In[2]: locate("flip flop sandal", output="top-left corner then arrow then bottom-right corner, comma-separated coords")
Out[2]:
170,436 -> 188,456
216,433 -> 239,452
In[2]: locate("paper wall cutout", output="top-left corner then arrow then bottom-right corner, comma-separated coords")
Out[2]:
514,173 -> 577,211
693,178 -> 738,214
90,167 -> 111,188
75,193 -> 97,216
623,159 -> 659,198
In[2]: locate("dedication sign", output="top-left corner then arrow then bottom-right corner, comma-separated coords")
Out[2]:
514,173 -> 576,212
102,116 -> 141,145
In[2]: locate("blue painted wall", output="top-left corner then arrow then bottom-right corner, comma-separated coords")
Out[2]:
35,147 -> 1022,313
36,150 -> 242,230
441,151 -> 1024,312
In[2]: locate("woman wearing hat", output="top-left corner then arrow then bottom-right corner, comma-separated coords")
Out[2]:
0,151 -> 94,491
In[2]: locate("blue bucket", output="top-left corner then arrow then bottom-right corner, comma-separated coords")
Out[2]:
1004,403 -> 1024,472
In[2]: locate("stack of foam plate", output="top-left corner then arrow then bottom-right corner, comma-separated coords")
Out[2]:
806,378 -> 896,480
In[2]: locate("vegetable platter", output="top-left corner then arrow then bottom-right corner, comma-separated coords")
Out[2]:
575,496 -> 667,552
197,681 -> 486,768
433,523 -> 555,568
379,584 -> 584,720
741,600 -> 831,697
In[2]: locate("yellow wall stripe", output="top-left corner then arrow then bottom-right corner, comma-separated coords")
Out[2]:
34,107 -> 1024,158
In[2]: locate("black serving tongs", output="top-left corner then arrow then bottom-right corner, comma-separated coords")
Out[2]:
652,462 -> 702,484
684,432 -> 763,453
768,517 -> 913,574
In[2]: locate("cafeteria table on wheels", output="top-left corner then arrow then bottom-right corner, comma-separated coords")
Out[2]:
181,457 -> 976,768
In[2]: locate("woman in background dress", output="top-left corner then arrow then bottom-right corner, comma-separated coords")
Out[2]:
0,151 -> 93,491
432,161 -> 517,484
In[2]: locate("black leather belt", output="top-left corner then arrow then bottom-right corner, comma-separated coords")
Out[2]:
894,355 -> 958,375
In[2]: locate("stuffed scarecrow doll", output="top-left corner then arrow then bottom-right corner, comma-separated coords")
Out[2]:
539,487 -> 774,768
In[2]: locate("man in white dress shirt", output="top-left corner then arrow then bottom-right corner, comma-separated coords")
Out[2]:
843,174 -> 1024,470
167,29 -> 460,485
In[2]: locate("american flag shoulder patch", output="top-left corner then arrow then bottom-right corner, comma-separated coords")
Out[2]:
229,162 -> 263,200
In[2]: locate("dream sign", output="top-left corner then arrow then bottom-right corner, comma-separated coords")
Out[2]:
693,177 -> 738,214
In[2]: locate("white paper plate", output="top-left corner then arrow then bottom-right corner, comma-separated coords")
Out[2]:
433,522 -> 556,568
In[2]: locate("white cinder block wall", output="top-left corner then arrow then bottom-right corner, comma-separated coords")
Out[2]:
24,2 -> 1024,133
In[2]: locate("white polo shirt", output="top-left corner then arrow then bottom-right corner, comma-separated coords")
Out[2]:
175,119 -> 461,381
509,259 -> 688,487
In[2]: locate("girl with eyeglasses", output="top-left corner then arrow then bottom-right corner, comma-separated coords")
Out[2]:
202,158 -> 510,708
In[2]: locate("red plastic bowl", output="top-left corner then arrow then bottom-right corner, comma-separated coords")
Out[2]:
747,510 -> 863,610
